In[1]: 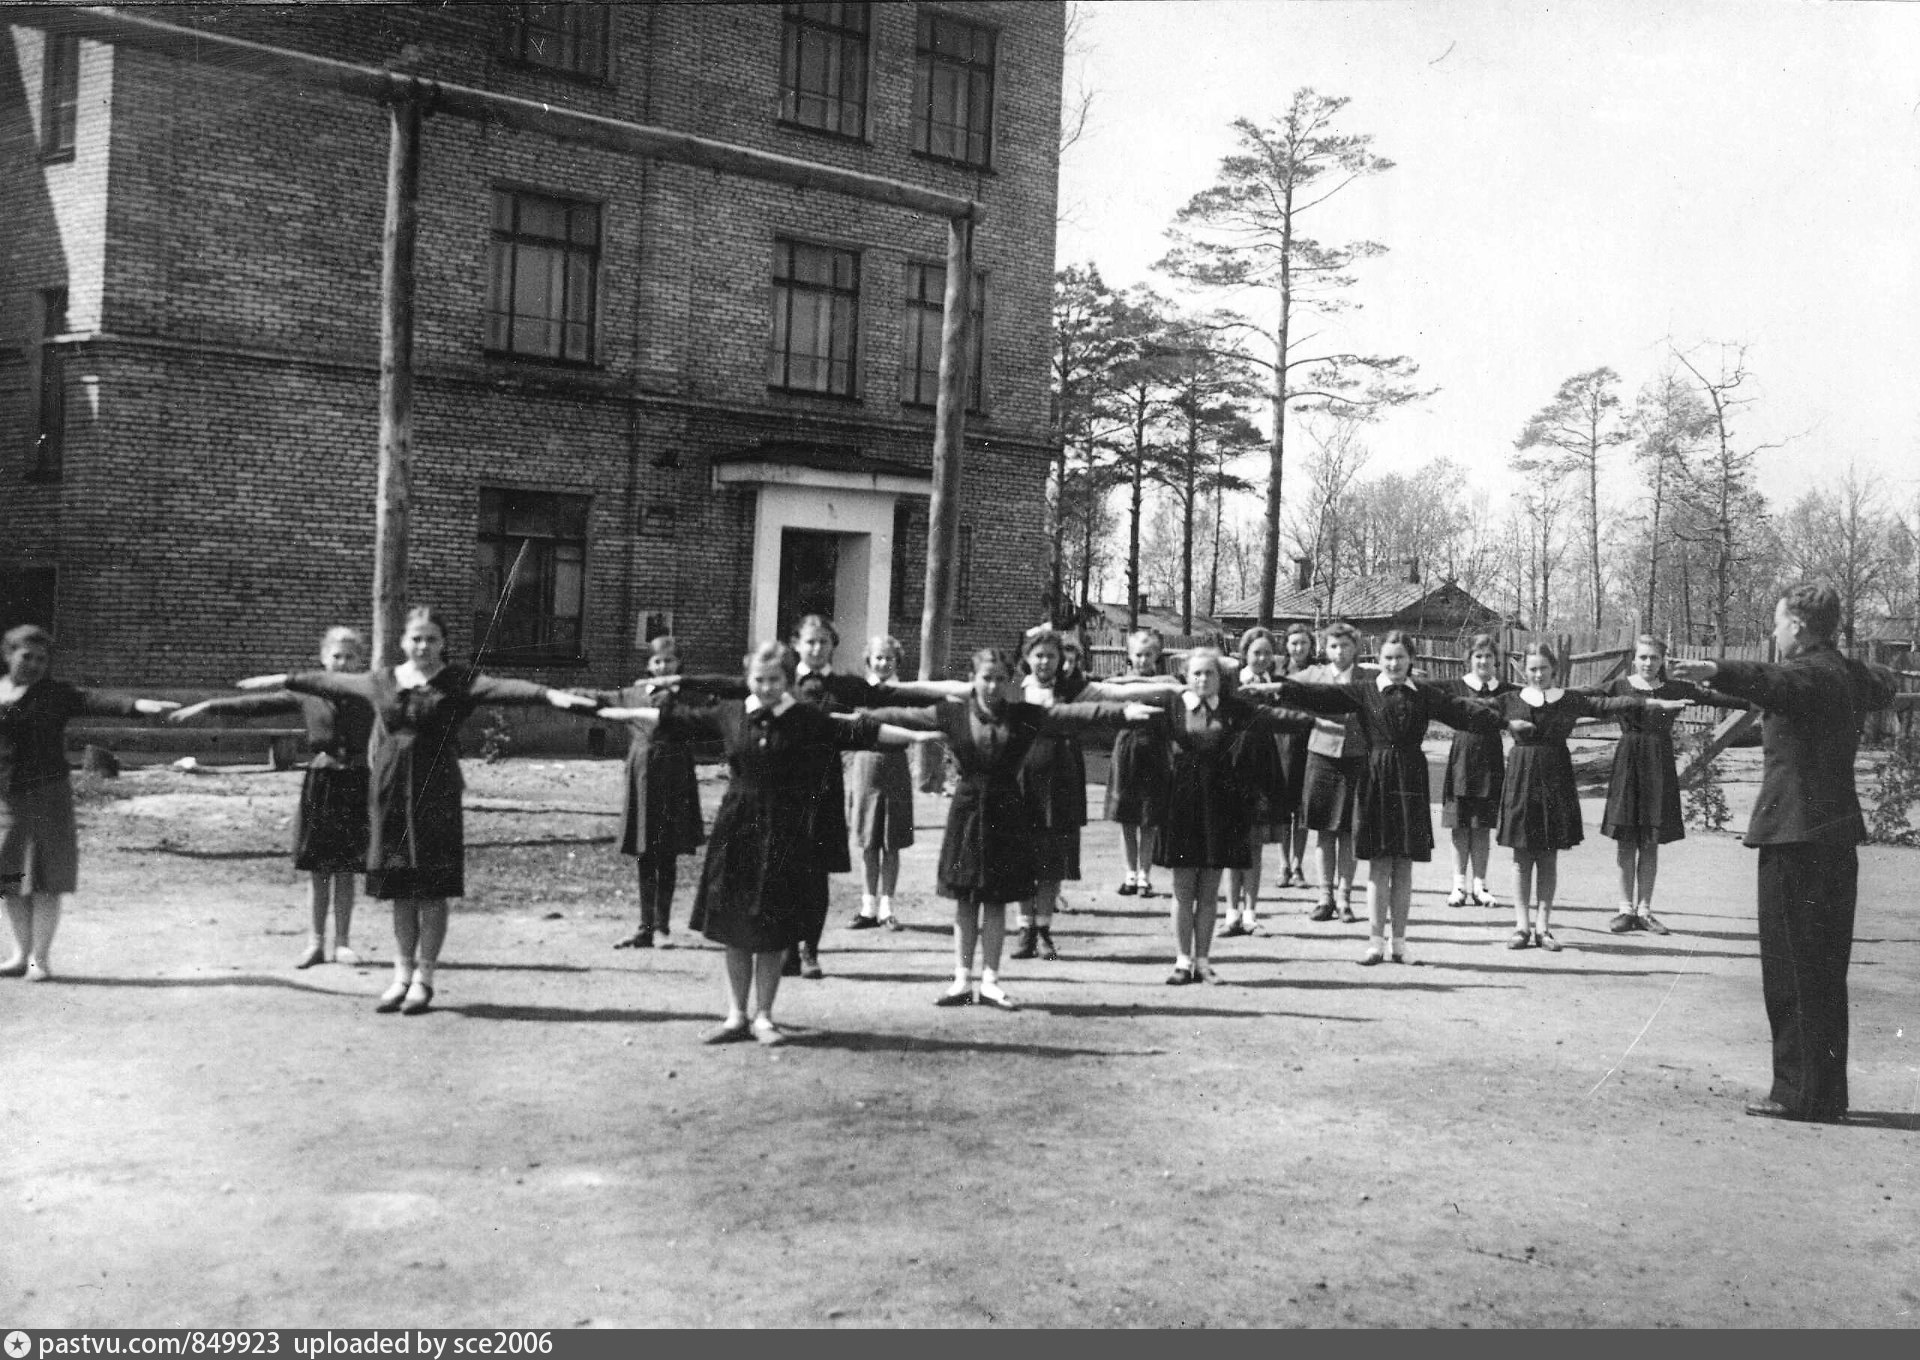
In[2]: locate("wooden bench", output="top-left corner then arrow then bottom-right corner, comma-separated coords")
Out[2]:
67,724 -> 308,770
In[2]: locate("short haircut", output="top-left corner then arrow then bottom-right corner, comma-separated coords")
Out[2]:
1126,628 -> 1164,653
1237,626 -> 1274,660
971,646 -> 1016,678
1022,627 -> 1065,660
404,605 -> 450,639
1780,582 -> 1841,642
320,626 -> 367,655
648,634 -> 680,658
1378,629 -> 1414,658
1524,641 -> 1558,671
865,634 -> 902,662
1466,632 -> 1498,658
743,640 -> 798,678
3,623 -> 53,658
1185,645 -> 1225,675
791,613 -> 839,648
1323,620 -> 1360,645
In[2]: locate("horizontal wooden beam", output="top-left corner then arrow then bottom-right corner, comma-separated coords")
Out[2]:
16,5 -> 983,223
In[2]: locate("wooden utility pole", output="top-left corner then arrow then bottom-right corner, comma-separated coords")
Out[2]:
912,216 -> 975,787
371,95 -> 421,667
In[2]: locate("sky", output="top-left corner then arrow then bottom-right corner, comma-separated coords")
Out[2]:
1055,0 -> 1920,512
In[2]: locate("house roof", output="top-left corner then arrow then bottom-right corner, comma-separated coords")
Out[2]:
1087,601 -> 1227,638
711,440 -> 924,480
1217,572 -> 1498,625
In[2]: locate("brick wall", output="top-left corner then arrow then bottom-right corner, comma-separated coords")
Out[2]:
1,4 -> 1062,690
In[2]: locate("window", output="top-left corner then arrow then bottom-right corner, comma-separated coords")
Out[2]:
39,32 -> 78,161
0,567 -> 56,637
780,4 -> 869,138
502,3 -> 610,80
473,488 -> 591,665
912,12 -> 994,167
768,238 -> 859,396
901,261 -> 985,409
890,500 -> 914,618
30,289 -> 67,483
486,189 -> 600,364
955,522 -> 974,623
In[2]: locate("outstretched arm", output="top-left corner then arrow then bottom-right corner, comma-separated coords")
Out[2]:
1239,677 -> 1362,716
1423,688 -> 1508,734
279,670 -> 377,701
168,691 -> 301,724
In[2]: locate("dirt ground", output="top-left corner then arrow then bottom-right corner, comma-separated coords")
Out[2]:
3,749 -> 1917,1329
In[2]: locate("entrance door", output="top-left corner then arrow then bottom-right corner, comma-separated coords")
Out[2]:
777,528 -> 840,641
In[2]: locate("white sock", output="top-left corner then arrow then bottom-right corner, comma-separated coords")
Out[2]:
1452,872 -> 1466,891
981,967 -> 999,986
860,894 -> 877,917
1174,953 -> 1192,970
878,895 -> 893,919
1472,878 -> 1488,896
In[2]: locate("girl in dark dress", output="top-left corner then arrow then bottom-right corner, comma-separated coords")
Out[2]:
1598,635 -> 1748,935
1492,643 -> 1688,951
1,625 -> 179,981
600,642 -> 934,1043
586,635 -> 706,951
1274,624 -> 1320,888
171,625 -> 375,968
1144,648 -> 1309,982
1220,628 -> 1316,937
1300,621 -> 1367,923
1104,628 -> 1172,901
1440,632 -> 1516,910
241,606 -> 602,1014
862,648 -> 1155,1009
844,635 -> 916,931
1244,631 -> 1517,966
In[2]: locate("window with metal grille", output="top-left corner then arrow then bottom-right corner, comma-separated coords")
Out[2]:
39,32 -> 78,161
780,3 -> 869,138
30,288 -> 67,483
502,3 -> 610,80
768,238 -> 860,396
473,488 -> 591,665
902,261 -> 985,409
912,12 -> 994,167
486,189 -> 600,364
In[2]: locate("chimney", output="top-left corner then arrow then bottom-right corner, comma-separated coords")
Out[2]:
1293,555 -> 1313,591
1404,555 -> 1422,585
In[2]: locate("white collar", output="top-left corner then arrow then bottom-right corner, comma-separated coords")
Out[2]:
1519,686 -> 1564,706
1181,690 -> 1219,712
1376,673 -> 1413,692
1022,675 -> 1056,705
1627,674 -> 1659,692
1320,663 -> 1356,683
1461,674 -> 1494,693
795,663 -> 830,679
744,692 -> 797,716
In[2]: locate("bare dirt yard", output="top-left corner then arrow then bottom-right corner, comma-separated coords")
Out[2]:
4,748 -> 1917,1328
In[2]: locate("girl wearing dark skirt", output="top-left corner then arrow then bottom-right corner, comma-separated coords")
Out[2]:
844,635 -> 916,931
1145,648 -> 1309,982
1300,621 -> 1367,923
1104,628 -> 1171,900
600,642 -> 933,1044
241,606 -> 601,1014
1440,633 -> 1516,910
1245,631 -> 1515,965
862,648 -> 1155,1009
1,625 -> 178,981
1598,635 -> 1747,935
1493,643 -> 1687,951
1220,628 -> 1316,937
171,625 -> 375,968
586,635 -> 706,951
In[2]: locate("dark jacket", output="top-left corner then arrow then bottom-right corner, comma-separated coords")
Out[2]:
1711,646 -> 1896,847
0,680 -> 137,794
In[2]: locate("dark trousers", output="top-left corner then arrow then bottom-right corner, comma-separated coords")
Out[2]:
1756,843 -> 1857,1117
784,871 -> 830,966
635,853 -> 678,933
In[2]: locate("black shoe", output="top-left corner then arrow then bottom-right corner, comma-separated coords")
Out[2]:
1339,904 -> 1360,924
1037,927 -> 1059,961
1010,925 -> 1039,960
848,913 -> 881,930
1745,1098 -> 1811,1121
1310,901 -> 1336,923
799,944 -> 824,979
1117,881 -> 1138,896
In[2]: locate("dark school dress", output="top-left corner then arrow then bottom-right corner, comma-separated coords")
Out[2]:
1103,676 -> 1171,827
1492,689 -> 1649,853
1440,677 -> 1517,831
1230,665 -> 1316,837
846,742 -> 916,852
0,679 -> 138,896
1597,678 -> 1747,844
656,699 -> 884,952
286,668 -> 556,900
1256,678 -> 1506,862
1148,693 -> 1308,871
1298,665 -> 1368,834
192,689 -> 376,873
869,697 -> 1135,904
587,686 -> 707,861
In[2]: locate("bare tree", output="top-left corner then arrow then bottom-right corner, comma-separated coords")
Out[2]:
1515,368 -> 1631,631
1671,342 -> 1778,647
1049,264 -> 1129,621
1285,413 -> 1372,617
1776,465 -> 1894,646
1101,288 -> 1180,632
1158,91 -> 1429,626
1629,369 -> 1711,631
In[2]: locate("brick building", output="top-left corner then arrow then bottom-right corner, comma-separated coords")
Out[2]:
0,3 -> 1063,692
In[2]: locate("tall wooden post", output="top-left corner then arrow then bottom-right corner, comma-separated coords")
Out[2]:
372,95 -> 422,667
913,213 -> 974,788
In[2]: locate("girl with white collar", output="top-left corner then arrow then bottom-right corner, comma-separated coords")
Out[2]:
1220,626 -> 1317,936
1243,630 -> 1518,965
1440,633 -> 1517,910
1103,628 -> 1172,901
1298,621 -> 1367,924
1492,643 -> 1688,951
1597,635 -> 1747,934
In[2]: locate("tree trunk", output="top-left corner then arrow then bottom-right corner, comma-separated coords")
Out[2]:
1181,421 -> 1198,632
1587,446 -> 1603,631
1127,410 -> 1146,633
1258,190 -> 1297,629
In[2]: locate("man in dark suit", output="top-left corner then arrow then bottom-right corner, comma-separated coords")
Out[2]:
1672,583 -> 1895,1122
